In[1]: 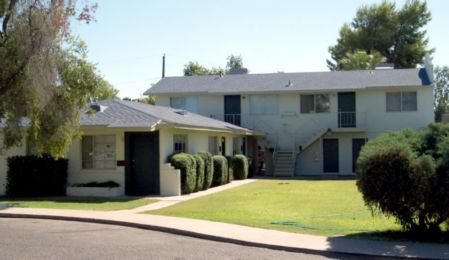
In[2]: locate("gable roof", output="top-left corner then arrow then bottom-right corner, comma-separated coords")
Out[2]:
145,68 -> 431,95
81,99 -> 252,133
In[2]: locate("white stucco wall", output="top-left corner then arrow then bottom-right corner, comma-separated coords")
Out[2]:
66,128 -> 126,195
158,127 -> 236,164
157,85 -> 434,175
157,87 -> 433,152
295,132 -> 368,176
0,134 -> 27,195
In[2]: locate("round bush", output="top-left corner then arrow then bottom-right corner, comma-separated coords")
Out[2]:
212,155 -> 227,187
170,153 -> 197,194
232,155 -> 249,180
193,154 -> 205,192
356,127 -> 449,235
196,152 -> 213,190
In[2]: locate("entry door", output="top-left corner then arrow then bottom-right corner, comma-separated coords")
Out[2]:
125,132 -> 159,195
338,92 -> 356,128
323,139 -> 339,173
224,95 -> 241,126
352,138 -> 367,173
221,137 -> 226,156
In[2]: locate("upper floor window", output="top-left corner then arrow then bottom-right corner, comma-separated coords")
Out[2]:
173,135 -> 187,154
300,94 -> 330,113
82,135 -> 116,169
386,91 -> 417,112
249,95 -> 279,115
170,96 -> 198,113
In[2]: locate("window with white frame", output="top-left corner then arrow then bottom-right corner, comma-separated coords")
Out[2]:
82,135 -> 116,169
300,94 -> 330,113
169,96 -> 198,113
208,136 -> 218,155
386,91 -> 417,112
173,135 -> 187,154
249,95 -> 279,115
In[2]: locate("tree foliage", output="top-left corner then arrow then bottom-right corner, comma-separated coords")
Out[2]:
356,124 -> 449,235
122,96 -> 156,105
0,0 -> 100,157
183,54 -> 245,76
94,79 -> 118,100
434,66 -> 449,122
327,0 -> 432,71
226,54 -> 243,70
339,50 -> 386,70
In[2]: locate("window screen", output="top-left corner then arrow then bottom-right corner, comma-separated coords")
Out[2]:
402,92 -> 417,111
315,94 -> 330,113
300,95 -> 315,113
82,135 -> 116,169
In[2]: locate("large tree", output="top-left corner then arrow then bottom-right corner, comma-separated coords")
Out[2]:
434,66 -> 449,122
327,0 -> 432,71
0,0 -> 100,157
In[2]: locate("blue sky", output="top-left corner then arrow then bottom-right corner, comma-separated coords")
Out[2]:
71,0 -> 449,98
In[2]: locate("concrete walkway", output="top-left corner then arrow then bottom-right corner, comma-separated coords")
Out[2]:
127,179 -> 256,213
0,179 -> 448,259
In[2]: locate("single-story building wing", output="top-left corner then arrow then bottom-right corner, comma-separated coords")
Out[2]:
0,99 -> 256,196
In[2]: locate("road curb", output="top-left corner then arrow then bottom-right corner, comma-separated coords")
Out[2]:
0,213 -> 402,259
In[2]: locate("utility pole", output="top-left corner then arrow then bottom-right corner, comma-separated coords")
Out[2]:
162,54 -> 166,78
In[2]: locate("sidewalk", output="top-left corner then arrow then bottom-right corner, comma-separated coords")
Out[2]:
127,179 -> 256,213
0,180 -> 448,259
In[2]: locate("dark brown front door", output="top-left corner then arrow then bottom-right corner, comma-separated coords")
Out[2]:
323,139 -> 339,173
125,132 -> 159,195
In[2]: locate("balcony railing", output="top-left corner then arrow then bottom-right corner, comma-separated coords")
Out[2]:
224,114 -> 241,126
338,112 -> 356,128
210,112 -> 366,130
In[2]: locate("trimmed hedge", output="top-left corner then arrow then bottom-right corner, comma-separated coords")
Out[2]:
170,153 -> 197,194
6,155 -> 68,197
225,155 -> 233,183
193,154 -> 205,192
212,155 -> 228,186
196,152 -> 213,190
232,155 -> 249,180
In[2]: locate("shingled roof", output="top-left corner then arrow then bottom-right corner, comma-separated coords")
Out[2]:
81,99 -> 252,133
145,68 -> 431,95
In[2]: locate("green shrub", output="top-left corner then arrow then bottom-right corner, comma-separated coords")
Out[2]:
232,155 -> 249,180
225,155 -> 233,183
356,125 -> 449,235
6,155 -> 68,197
170,153 -> 197,194
212,155 -> 227,186
193,154 -> 205,192
196,152 -> 213,190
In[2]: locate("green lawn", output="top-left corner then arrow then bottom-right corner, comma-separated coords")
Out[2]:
148,180 -> 400,236
0,197 -> 157,211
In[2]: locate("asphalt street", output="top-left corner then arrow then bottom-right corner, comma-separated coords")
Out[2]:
0,218 -> 352,260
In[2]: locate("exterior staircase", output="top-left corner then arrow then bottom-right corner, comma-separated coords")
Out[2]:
272,129 -> 331,177
298,128 -> 331,153
273,151 -> 295,177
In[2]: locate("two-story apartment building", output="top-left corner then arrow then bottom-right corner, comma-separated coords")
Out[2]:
145,65 -> 434,177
